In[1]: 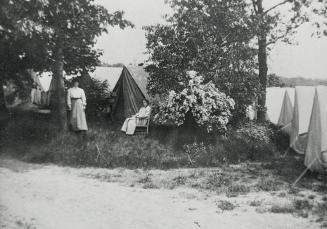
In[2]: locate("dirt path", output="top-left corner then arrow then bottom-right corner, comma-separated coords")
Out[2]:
0,158 -> 321,229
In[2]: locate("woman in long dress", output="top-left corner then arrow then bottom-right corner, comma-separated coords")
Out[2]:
67,80 -> 88,132
121,99 -> 151,135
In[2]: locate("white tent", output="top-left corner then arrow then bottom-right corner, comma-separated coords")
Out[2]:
304,86 -> 327,172
277,90 -> 293,127
29,70 -> 47,106
266,87 -> 295,125
89,67 -> 123,90
289,86 -> 315,154
38,72 -> 53,92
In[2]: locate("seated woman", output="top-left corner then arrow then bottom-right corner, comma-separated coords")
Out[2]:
121,99 -> 151,135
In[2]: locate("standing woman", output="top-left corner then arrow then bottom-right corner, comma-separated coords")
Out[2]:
67,79 -> 88,132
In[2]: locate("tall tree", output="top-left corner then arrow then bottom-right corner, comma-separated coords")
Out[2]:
40,0 -> 133,131
0,0 -> 47,124
250,0 -> 326,120
0,0 -> 133,131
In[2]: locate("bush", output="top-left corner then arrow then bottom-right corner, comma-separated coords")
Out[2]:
230,122 -> 277,160
180,124 -> 277,166
269,124 -> 290,151
217,200 -> 236,211
154,71 -> 235,133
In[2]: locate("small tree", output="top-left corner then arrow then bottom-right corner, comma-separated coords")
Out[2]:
155,71 -> 235,133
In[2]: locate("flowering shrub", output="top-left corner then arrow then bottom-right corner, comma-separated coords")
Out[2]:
236,122 -> 273,144
154,71 -> 235,132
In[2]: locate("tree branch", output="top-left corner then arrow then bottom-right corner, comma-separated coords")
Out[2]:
252,0 -> 258,14
263,0 -> 292,15
266,28 -> 293,46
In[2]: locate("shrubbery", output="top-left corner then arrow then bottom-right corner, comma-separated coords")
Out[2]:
1,112 -> 280,169
154,71 -> 235,133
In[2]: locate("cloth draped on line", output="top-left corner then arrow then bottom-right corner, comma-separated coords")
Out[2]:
67,87 -> 88,131
121,106 -> 151,135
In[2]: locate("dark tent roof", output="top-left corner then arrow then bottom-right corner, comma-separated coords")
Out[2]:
112,66 -> 149,119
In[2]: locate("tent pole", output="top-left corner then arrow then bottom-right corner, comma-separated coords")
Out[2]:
292,158 -> 317,187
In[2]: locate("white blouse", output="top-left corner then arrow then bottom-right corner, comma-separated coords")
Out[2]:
136,106 -> 151,118
67,87 -> 87,108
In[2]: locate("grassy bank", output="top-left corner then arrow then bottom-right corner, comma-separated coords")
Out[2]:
1,111 -> 278,168
0,111 -> 325,184
1,111 -> 326,226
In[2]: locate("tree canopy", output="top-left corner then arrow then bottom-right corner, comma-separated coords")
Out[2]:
144,0 -> 327,122
0,0 -> 133,129
144,0 -> 260,120
0,0 -> 133,77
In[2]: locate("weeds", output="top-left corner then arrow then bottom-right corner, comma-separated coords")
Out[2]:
217,200 -> 236,211
227,184 -> 250,197
205,173 -> 232,190
270,203 -> 295,214
256,177 -> 284,192
249,200 -> 262,207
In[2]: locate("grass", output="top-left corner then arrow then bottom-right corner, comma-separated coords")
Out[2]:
1,111 -> 327,227
2,112 -> 323,195
217,200 -> 236,211
270,203 -> 295,214
0,111 -> 280,169
249,200 -> 262,207
227,184 -> 250,197
267,197 -> 327,220
256,177 -> 285,192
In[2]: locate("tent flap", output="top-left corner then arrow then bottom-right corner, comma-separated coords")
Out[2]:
266,87 -> 295,125
304,86 -> 327,172
113,67 -> 147,119
277,90 -> 293,127
290,86 -> 315,154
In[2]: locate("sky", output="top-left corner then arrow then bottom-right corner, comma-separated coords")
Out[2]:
95,0 -> 327,80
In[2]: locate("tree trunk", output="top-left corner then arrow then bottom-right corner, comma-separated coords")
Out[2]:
52,38 -> 67,131
256,0 -> 268,122
0,76 -> 9,129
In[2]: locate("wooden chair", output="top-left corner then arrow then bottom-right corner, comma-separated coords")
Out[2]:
135,112 -> 151,135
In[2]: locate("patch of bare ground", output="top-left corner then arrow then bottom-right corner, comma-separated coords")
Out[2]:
1,158 -> 326,228
78,161 -> 327,227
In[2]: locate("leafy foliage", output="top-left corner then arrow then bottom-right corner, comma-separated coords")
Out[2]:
154,71 -> 235,133
236,122 -> 273,144
144,0 -> 259,121
0,0 -> 133,76
267,74 -> 286,87
0,0 -> 133,128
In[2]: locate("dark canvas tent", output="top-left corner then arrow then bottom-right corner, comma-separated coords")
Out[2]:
43,65 -> 149,118
112,66 -> 149,119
